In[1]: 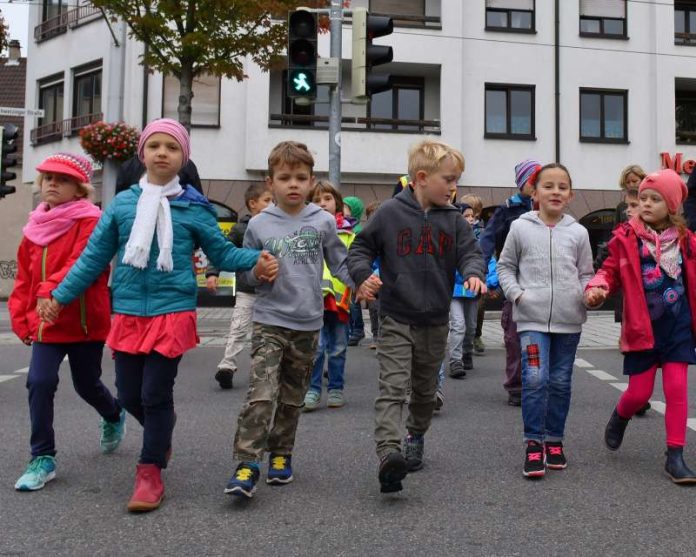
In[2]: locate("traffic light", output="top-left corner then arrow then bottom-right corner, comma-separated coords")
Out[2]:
351,7 -> 394,103
0,124 -> 19,198
287,9 -> 318,100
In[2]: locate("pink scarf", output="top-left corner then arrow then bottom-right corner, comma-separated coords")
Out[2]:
23,199 -> 101,247
629,216 -> 682,280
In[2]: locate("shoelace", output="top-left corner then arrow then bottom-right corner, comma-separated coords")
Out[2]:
28,456 -> 52,474
236,467 -> 255,481
527,451 -> 543,462
271,456 -> 287,471
548,446 -> 563,456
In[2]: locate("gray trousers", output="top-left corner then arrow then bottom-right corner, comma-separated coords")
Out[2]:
374,316 -> 449,459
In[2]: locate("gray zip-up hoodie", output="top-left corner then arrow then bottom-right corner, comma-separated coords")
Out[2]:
243,203 -> 353,331
497,211 -> 594,334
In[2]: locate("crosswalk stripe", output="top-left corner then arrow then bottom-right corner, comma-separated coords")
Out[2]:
0,375 -> 18,383
574,358 -> 593,368
586,369 -> 617,381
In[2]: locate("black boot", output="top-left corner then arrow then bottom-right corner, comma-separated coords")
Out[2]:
604,408 -> 630,451
665,447 -> 696,484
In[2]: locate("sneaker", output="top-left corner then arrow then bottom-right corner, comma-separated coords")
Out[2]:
348,333 -> 365,346
635,402 -> 651,417
462,353 -> 473,371
545,441 -> 567,470
404,433 -> 425,472
215,368 -> 234,389
449,359 -> 467,379
474,337 -> 485,354
14,456 -> 56,491
303,389 -> 321,412
378,452 -> 408,493
508,392 -> 522,407
523,441 -> 545,478
434,389 -> 444,413
100,408 -> 127,454
327,389 -> 345,408
224,462 -> 260,498
369,343 -> 377,350
127,464 -> 164,512
267,453 -> 293,485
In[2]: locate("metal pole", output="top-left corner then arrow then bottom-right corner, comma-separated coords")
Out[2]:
328,0 -> 342,188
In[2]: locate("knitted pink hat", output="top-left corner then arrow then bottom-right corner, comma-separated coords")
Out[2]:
137,118 -> 190,166
37,152 -> 93,183
639,169 -> 687,215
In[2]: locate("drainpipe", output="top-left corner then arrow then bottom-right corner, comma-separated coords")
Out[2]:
554,0 -> 560,163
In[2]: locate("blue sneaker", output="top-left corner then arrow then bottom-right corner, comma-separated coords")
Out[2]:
224,462 -> 260,498
267,453 -> 293,485
100,408 -> 127,454
15,456 -> 56,491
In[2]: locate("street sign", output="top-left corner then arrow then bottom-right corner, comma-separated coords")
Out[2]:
0,107 -> 45,118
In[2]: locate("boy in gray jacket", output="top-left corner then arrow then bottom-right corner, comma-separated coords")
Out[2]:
224,141 -> 375,499
348,139 -> 486,493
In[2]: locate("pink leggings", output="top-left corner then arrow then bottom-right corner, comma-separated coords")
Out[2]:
617,362 -> 688,447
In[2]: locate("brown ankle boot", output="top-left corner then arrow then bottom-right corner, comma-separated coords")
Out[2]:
127,464 -> 164,512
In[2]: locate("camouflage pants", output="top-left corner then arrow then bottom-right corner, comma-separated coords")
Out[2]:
233,323 -> 319,462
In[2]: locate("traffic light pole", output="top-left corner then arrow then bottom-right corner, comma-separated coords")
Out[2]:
328,0 -> 342,188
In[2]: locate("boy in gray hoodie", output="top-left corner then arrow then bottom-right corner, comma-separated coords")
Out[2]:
348,139 -> 486,493
224,141 -> 376,499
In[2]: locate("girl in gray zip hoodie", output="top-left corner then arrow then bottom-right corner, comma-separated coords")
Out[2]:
497,163 -> 594,479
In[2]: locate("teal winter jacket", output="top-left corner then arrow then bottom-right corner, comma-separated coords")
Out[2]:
52,185 -> 260,316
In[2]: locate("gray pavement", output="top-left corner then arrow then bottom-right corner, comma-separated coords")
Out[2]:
1,309 -> 696,556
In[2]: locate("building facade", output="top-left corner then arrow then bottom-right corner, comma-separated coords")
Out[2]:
18,0 -> 696,233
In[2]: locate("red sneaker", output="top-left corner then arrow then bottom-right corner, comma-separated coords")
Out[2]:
127,464 -> 164,512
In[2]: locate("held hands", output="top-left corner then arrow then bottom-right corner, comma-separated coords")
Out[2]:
486,288 -> 502,300
584,287 -> 607,307
206,276 -> 219,293
464,277 -> 487,296
356,274 -> 383,302
254,251 -> 279,283
36,297 -> 62,324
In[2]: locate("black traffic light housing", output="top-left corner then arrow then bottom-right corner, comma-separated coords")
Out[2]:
287,9 -> 318,100
352,7 -> 394,102
0,124 -> 19,198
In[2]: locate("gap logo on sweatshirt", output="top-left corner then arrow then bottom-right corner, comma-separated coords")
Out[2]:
263,226 -> 324,265
397,224 -> 453,257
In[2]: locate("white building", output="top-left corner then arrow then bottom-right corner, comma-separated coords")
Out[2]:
19,0 -> 696,233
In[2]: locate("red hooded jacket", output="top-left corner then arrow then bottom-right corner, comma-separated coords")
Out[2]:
586,222 -> 696,352
9,217 -> 111,343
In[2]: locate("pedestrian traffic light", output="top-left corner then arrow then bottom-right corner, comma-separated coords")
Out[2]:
0,124 -> 18,198
351,7 -> 394,103
287,9 -> 318,100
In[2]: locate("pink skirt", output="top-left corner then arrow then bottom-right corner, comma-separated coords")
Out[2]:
107,311 -> 199,359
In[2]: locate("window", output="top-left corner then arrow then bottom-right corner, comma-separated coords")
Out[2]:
42,0 -> 66,22
675,2 -> 696,45
579,0 -> 627,38
73,65 -> 101,118
368,77 -> 424,131
38,76 -> 64,127
162,73 -> 221,127
676,80 -> 696,143
580,88 -> 628,142
484,84 -> 535,139
370,0 -> 425,26
485,0 -> 535,33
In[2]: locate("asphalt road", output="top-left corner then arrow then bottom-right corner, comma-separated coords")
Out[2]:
1,337 -> 696,556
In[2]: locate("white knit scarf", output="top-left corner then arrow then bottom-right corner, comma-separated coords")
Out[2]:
122,175 -> 183,272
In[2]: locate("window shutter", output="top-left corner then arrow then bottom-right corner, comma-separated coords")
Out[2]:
580,0 -> 625,18
487,0 -> 534,10
370,0 -> 424,15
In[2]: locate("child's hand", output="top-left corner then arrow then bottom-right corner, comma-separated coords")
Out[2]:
584,287 -> 607,307
356,274 -> 382,302
37,297 -> 62,324
206,276 -> 219,293
464,277 -> 487,295
486,288 -> 501,300
254,251 -> 279,282
22,337 -> 32,346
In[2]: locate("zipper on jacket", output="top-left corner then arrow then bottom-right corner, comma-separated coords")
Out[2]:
38,246 -> 48,342
547,227 -> 554,332
423,211 -> 429,311
79,294 -> 88,336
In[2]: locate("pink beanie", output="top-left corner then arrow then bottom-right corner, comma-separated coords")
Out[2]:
137,118 -> 190,166
638,169 -> 687,214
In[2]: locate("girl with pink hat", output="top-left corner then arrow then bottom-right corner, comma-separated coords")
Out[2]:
586,169 -> 696,484
9,153 -> 124,492
42,119 -> 278,512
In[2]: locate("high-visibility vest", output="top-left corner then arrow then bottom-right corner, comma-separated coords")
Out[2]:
321,229 -> 355,313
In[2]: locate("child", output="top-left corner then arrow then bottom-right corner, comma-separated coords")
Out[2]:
364,200 -> 382,350
224,141 -> 374,499
9,153 -> 124,492
207,183 -> 274,389
348,139 -> 486,493
47,119 -> 273,512
497,163 -> 594,479
303,180 -> 355,410
479,159 -> 541,406
344,196 -> 366,345
586,170 -> 696,484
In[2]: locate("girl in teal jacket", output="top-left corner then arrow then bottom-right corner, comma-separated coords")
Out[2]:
48,119 -> 276,513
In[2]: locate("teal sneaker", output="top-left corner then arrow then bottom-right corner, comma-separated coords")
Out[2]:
100,408 -> 127,454
267,453 -> 293,485
15,456 -> 56,491
303,390 -> 321,412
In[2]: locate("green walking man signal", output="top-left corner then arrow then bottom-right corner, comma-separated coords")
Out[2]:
287,10 -> 318,99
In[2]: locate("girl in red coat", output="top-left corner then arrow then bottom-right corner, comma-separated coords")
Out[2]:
585,169 -> 696,484
9,153 -> 124,492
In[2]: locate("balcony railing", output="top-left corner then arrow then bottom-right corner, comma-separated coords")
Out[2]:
30,112 -> 103,145
269,113 -> 441,133
675,32 -> 696,46
34,4 -> 102,43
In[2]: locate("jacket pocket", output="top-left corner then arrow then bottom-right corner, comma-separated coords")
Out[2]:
551,281 -> 586,326
513,287 -> 551,326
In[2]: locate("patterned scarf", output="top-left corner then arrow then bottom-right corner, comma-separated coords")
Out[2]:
629,216 -> 682,279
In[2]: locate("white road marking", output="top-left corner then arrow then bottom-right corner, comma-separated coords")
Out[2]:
13,366 -> 29,374
0,375 -> 18,383
687,418 -> 696,432
574,358 -> 593,368
586,369 -> 617,381
650,401 -> 667,415
610,382 -> 629,392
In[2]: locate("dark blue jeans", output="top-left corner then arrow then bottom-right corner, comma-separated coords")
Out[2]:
348,300 -> 365,340
27,341 -> 120,458
114,351 -> 180,468
309,312 -> 348,393
519,331 -> 581,444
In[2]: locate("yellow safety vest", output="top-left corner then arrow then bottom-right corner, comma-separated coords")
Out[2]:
321,229 -> 355,313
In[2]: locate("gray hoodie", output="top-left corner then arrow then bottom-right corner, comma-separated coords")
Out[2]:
243,203 -> 353,331
497,211 -> 594,334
